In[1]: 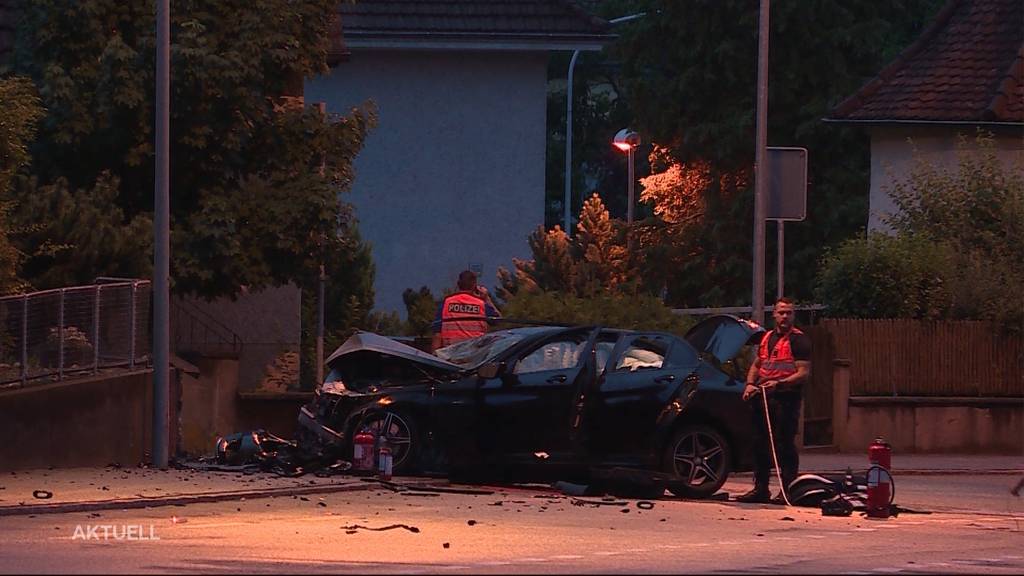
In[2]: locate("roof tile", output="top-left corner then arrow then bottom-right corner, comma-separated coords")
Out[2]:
830,0 -> 1023,123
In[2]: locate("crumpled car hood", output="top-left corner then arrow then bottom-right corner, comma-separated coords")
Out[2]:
684,315 -> 766,364
325,331 -> 462,373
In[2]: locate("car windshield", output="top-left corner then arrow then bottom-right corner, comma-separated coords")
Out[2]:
435,327 -> 555,369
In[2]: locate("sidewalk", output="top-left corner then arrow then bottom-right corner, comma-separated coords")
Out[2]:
798,452 -> 1024,476
0,465 -> 377,517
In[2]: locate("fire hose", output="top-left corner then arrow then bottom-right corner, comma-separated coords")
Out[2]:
760,384 -> 793,507
761,384 -> 896,511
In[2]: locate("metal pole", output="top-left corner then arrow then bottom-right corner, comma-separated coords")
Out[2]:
129,282 -> 137,369
776,220 -> 784,299
93,285 -> 100,373
315,102 -> 326,386
58,289 -> 64,380
627,145 -> 635,254
20,295 -> 27,387
153,0 -> 170,469
563,13 -> 645,239
564,50 -> 580,237
751,0 -> 771,325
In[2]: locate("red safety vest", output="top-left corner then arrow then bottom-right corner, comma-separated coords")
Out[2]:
757,327 -> 805,381
439,291 -> 488,347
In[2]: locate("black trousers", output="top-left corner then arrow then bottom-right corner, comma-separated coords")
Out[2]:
750,392 -> 801,491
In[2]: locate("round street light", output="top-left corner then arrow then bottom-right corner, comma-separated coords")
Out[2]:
612,129 -> 640,253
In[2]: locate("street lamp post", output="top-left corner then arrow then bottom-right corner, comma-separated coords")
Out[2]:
613,128 -> 640,253
153,0 -> 170,469
751,0 -> 771,326
564,12 -> 646,237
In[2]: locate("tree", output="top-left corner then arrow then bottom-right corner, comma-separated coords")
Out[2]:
549,0 -> 945,307
8,0 -> 376,299
0,76 -> 44,295
499,194 -> 643,300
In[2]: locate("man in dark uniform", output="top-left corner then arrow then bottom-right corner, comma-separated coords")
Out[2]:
736,297 -> 812,505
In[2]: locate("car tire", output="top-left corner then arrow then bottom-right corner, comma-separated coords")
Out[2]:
353,409 -> 419,475
663,424 -> 731,499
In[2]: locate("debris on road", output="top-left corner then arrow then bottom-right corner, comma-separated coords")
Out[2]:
340,523 -> 420,534
32,490 -> 52,499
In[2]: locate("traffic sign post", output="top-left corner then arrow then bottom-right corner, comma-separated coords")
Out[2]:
766,147 -> 808,299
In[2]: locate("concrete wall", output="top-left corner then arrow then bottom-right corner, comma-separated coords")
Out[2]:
0,370 -> 163,471
178,355 -> 309,457
832,360 -> 1024,453
867,126 -> 1024,232
305,50 -> 549,315
176,284 -> 301,392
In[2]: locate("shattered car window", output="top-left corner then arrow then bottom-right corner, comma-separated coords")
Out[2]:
435,327 -> 553,369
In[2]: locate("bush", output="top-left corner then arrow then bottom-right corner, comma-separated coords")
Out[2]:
815,233 -> 954,319
501,290 -> 695,336
816,132 -> 1024,329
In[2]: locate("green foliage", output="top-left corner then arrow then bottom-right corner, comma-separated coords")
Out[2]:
0,76 -> 44,295
502,290 -> 695,336
9,0 -> 376,298
402,286 -> 440,338
816,133 -> 1024,329
545,0 -> 944,306
9,173 -> 152,288
814,233 -> 954,319
501,194 -> 654,300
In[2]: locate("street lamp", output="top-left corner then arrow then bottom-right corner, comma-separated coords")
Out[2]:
564,12 -> 646,237
612,128 -> 640,253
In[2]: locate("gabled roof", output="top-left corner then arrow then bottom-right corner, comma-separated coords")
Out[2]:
827,0 -> 1023,125
334,0 -> 613,52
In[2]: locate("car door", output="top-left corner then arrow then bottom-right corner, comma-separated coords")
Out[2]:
477,328 -> 597,461
592,333 -> 701,461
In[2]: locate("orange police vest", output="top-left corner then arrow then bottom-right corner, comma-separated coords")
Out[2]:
439,291 -> 488,346
757,327 -> 805,382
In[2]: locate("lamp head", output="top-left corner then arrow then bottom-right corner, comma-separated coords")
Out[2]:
612,128 -> 640,152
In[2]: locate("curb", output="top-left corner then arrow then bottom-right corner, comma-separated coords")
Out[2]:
0,480 -> 375,518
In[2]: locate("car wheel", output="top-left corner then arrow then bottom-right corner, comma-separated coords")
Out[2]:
663,424 -> 731,499
354,410 -> 418,474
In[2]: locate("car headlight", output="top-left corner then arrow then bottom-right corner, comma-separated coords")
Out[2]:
320,379 -> 347,395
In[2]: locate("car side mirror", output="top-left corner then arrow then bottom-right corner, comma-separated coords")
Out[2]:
477,361 -> 505,379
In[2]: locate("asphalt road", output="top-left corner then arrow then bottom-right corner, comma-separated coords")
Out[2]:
1,475 -> 1021,574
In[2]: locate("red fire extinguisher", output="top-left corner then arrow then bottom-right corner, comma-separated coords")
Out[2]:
866,437 -> 893,518
352,428 -> 376,473
378,439 -> 393,481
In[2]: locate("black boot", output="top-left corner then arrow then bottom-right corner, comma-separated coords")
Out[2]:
736,486 -> 771,503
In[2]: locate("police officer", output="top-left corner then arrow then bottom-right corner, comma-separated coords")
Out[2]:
431,270 -> 501,351
736,297 -> 812,504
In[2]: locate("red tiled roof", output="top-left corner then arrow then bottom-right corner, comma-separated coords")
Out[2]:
336,0 -> 611,44
829,0 -> 1023,124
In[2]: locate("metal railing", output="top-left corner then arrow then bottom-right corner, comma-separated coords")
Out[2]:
169,297 -> 242,357
0,280 -> 151,388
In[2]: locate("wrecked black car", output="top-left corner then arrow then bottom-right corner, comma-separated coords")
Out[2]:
296,315 -> 764,498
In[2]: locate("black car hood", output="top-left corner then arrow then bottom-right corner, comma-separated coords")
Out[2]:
684,315 -> 766,364
325,331 -> 462,373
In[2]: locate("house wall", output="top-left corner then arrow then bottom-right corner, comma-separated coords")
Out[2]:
867,126 -> 1024,232
305,50 -> 549,315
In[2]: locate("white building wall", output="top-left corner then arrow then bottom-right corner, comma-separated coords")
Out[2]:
867,126 -> 1024,232
305,50 -> 549,315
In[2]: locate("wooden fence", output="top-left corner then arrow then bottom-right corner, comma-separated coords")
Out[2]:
822,319 -> 1024,397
